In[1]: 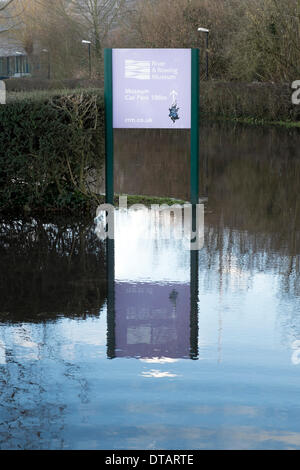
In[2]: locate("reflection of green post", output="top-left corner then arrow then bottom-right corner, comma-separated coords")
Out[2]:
106,237 -> 115,359
190,203 -> 199,359
190,247 -> 199,360
104,48 -> 114,205
191,49 -> 199,205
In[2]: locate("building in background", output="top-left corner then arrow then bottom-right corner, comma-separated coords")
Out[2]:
0,37 -> 30,79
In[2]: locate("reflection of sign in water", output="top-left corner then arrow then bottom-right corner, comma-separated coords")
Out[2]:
113,49 -> 191,129
114,282 -> 191,358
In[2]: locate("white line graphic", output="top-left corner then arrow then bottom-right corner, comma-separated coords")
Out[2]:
125,60 -> 151,80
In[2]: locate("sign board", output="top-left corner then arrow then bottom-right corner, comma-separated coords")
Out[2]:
104,48 -> 199,204
112,49 -> 191,129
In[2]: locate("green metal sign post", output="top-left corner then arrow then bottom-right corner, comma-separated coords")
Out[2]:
104,48 -> 114,205
104,48 -> 199,205
191,49 -> 199,206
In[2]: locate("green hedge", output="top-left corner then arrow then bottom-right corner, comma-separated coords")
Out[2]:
201,81 -> 300,123
0,90 -> 105,212
4,78 -> 103,93
1,82 -> 298,214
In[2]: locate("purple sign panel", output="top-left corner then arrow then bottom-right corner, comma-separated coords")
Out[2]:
113,49 -> 191,129
114,282 -> 191,358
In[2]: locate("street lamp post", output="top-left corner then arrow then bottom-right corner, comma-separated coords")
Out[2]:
42,49 -> 51,79
198,27 -> 210,80
82,40 -> 92,79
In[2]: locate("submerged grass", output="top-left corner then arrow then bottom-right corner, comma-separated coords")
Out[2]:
123,194 -> 187,207
214,116 -> 300,129
0,194 -> 187,217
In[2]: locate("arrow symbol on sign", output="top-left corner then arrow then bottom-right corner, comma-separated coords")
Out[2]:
170,90 -> 178,105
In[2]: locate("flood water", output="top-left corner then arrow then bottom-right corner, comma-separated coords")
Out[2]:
0,122 -> 300,450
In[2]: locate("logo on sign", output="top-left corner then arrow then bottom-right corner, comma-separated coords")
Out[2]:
169,90 -> 180,123
125,60 -> 151,80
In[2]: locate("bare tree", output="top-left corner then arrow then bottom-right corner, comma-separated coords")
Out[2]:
0,0 -> 24,34
0,0 -> 16,12
70,0 -> 127,64
10,0 -> 85,78
10,0 -> 126,78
